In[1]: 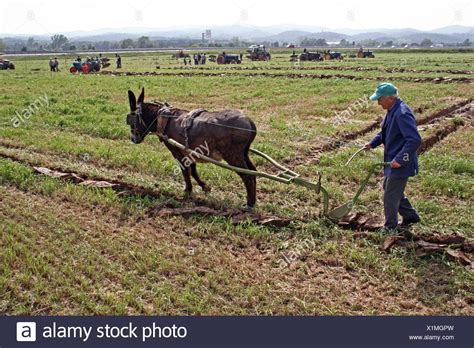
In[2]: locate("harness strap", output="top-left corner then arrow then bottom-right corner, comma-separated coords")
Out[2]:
155,106 -> 175,141
181,108 -> 207,147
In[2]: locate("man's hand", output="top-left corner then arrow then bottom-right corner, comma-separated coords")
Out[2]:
363,143 -> 372,151
390,160 -> 401,168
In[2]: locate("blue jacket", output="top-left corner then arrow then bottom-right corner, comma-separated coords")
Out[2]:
369,98 -> 422,177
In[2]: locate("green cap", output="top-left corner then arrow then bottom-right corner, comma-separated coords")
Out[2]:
369,83 -> 398,101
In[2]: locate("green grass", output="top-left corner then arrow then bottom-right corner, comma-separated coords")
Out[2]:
0,50 -> 473,315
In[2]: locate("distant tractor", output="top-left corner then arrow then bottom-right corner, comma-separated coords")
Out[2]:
172,50 -> 190,59
0,59 -> 15,70
357,48 -> 375,58
323,51 -> 343,60
299,51 -> 324,61
247,45 -> 271,61
216,53 -> 241,64
70,58 -> 101,74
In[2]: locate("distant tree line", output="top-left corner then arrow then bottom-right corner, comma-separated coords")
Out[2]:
2,34 -> 247,52
0,33 -> 472,52
299,36 -> 472,48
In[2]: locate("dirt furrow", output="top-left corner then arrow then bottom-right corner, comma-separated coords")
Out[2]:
164,66 -> 474,75
0,151 -> 292,227
418,101 -> 473,154
287,100 -> 473,166
0,150 -> 164,198
418,122 -> 472,155
99,70 -> 474,84
417,99 -> 473,126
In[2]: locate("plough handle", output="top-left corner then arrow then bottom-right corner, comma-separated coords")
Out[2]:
352,162 -> 390,205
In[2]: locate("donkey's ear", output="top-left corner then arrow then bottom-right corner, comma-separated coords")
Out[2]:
137,87 -> 145,105
128,90 -> 136,111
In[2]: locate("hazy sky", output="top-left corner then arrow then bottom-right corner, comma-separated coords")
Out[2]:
1,0 -> 472,35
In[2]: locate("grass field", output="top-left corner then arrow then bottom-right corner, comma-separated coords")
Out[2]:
0,49 -> 473,315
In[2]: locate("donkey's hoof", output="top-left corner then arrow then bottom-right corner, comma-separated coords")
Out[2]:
184,190 -> 193,199
241,204 -> 254,212
202,185 -> 211,193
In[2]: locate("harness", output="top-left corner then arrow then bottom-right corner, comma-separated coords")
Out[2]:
126,104 -> 147,129
180,108 -> 207,147
126,103 -> 207,146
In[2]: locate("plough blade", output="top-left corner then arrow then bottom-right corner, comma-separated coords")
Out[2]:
326,202 -> 354,221
326,162 -> 390,221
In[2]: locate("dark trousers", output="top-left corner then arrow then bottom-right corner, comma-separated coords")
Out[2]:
383,176 -> 419,228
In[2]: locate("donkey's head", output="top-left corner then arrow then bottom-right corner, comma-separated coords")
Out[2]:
126,88 -> 154,144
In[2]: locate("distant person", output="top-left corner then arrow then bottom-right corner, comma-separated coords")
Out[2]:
116,54 -> 122,69
364,83 -> 422,233
240,53 -> 243,61
184,57 -> 187,66
197,53 -> 201,64
201,54 -> 206,65
49,59 -> 54,72
54,58 -> 59,72
193,54 -> 198,65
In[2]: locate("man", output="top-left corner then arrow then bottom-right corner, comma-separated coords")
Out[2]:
364,83 -> 422,232
116,54 -> 122,69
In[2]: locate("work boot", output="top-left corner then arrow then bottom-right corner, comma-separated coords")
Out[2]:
400,216 -> 421,227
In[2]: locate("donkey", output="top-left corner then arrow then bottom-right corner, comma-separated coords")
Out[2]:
126,88 -> 258,207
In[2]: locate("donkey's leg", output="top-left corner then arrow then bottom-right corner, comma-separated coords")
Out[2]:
244,154 -> 257,203
181,165 -> 193,196
190,163 -> 211,193
176,158 -> 193,196
224,155 -> 256,208
169,148 -> 193,197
